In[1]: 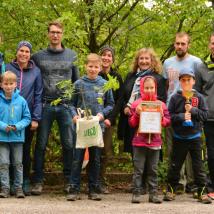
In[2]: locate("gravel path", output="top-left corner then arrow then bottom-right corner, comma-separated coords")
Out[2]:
0,193 -> 213,214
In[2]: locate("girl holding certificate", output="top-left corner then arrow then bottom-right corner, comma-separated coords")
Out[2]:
129,76 -> 170,204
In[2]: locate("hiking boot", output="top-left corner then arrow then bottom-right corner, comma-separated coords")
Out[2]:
149,193 -> 162,204
163,191 -> 175,201
198,194 -> 212,204
0,188 -> 9,198
96,184 -> 110,194
64,183 -> 71,194
66,189 -> 81,201
88,192 -> 102,201
15,188 -> 25,198
23,179 -> 31,196
131,193 -> 141,203
31,183 -> 43,195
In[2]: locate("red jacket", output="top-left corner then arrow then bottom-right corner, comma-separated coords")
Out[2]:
129,76 -> 170,148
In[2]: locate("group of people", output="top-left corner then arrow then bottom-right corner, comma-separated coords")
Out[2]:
0,20 -> 214,205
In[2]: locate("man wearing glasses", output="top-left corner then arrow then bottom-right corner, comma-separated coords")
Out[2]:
31,21 -> 79,195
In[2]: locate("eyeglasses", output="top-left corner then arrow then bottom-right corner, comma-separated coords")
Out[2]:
49,31 -> 63,35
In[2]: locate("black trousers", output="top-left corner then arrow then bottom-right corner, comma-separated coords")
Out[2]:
167,137 -> 207,190
204,121 -> 214,190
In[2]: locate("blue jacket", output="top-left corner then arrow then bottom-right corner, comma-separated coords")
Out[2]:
71,75 -> 114,130
6,60 -> 43,121
0,89 -> 31,143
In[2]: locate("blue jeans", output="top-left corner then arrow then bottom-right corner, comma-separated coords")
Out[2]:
32,104 -> 74,183
0,143 -> 23,189
70,146 -> 102,192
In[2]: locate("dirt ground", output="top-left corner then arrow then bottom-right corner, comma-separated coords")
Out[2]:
0,192 -> 214,214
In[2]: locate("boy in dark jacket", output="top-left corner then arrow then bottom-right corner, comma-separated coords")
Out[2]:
164,68 -> 212,204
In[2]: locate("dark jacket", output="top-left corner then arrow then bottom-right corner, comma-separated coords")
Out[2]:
195,54 -> 214,121
32,45 -> 79,103
71,75 -> 114,131
168,90 -> 208,139
99,68 -> 123,125
6,60 -> 43,121
117,70 -> 167,152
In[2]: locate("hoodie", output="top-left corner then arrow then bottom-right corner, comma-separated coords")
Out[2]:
71,75 -> 114,131
129,76 -> 170,148
0,89 -> 31,143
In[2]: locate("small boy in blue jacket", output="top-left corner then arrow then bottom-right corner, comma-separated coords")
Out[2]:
0,71 -> 31,198
67,53 -> 114,201
164,68 -> 212,204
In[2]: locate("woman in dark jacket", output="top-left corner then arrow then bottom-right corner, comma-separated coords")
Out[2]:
6,41 -> 43,195
118,48 -> 167,153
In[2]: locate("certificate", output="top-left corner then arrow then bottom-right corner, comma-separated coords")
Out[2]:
138,101 -> 162,134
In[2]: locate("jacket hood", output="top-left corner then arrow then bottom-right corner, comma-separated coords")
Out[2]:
0,88 -> 20,101
140,76 -> 157,101
10,60 -> 35,71
82,75 -> 103,83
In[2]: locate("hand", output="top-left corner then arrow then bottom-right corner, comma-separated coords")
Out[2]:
5,126 -> 11,132
10,125 -> 16,131
30,121 -> 38,131
185,104 -> 192,112
136,104 -> 142,115
185,112 -> 191,121
104,119 -> 111,128
124,107 -> 131,115
72,115 -> 80,124
96,113 -> 104,121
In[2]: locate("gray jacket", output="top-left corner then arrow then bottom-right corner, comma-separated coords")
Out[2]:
195,54 -> 214,121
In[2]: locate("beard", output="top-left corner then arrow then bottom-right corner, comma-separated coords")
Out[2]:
176,50 -> 187,58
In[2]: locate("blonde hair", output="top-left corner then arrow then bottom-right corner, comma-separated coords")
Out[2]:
1,71 -> 17,83
175,32 -> 190,44
85,53 -> 102,65
132,48 -> 162,74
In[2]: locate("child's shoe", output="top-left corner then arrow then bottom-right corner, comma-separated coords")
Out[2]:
163,191 -> 175,201
15,188 -> 25,198
131,193 -> 141,203
0,188 -> 9,198
198,194 -> 212,204
149,193 -> 162,204
88,192 -> 102,201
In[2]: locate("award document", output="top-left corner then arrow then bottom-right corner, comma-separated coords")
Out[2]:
139,101 -> 162,134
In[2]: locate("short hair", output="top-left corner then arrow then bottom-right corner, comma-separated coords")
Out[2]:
132,48 -> 162,74
85,53 -> 102,65
175,32 -> 191,44
1,71 -> 17,83
210,32 -> 214,41
48,20 -> 63,32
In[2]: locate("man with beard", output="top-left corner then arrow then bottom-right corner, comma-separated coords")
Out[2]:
163,32 -> 202,194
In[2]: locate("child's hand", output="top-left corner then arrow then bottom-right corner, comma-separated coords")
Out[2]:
96,113 -> 104,121
124,107 -> 131,115
185,104 -> 192,112
5,126 -> 11,132
104,119 -> 111,128
185,112 -> 191,121
10,125 -> 16,131
72,115 -> 80,124
136,104 -> 142,115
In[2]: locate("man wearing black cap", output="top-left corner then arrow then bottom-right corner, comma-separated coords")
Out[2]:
98,45 -> 123,193
195,33 -> 214,199
31,21 -> 79,195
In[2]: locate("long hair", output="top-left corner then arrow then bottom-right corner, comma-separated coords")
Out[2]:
132,48 -> 162,74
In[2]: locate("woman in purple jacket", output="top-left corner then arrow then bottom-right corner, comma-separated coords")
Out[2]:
6,41 -> 43,195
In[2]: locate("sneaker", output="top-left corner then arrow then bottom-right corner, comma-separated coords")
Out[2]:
131,194 -> 141,203
149,194 -> 162,204
15,188 -> 25,198
23,179 -> 31,196
163,191 -> 175,201
88,192 -> 102,201
96,185 -> 110,194
31,183 -> 43,195
67,189 -> 81,201
198,194 -> 212,204
208,192 -> 214,200
0,188 -> 9,198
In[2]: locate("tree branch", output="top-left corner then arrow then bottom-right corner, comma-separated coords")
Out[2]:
50,1 -> 61,17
